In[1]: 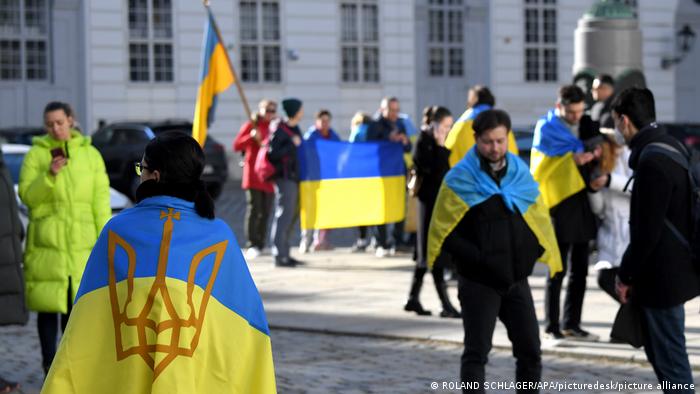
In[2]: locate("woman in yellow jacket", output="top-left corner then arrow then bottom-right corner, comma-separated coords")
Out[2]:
18,101 -> 111,374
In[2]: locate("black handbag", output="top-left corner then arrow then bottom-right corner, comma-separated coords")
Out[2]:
610,300 -> 646,348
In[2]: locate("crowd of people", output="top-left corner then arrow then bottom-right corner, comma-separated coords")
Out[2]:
0,74 -> 698,392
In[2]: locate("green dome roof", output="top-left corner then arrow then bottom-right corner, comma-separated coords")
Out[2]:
585,0 -> 635,19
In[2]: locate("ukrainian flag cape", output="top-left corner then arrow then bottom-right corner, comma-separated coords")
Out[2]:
43,196 -> 276,394
299,139 -> 405,230
427,148 -> 561,277
530,109 -> 585,209
445,104 -> 519,167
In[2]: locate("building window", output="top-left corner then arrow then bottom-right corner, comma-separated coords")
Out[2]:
427,0 -> 463,78
524,0 -> 557,82
621,0 -> 638,18
239,1 -> 281,83
0,0 -> 49,81
128,0 -> 173,82
340,1 -> 379,83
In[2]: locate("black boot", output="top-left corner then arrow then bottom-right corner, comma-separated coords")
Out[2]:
435,274 -> 460,318
404,267 -> 432,316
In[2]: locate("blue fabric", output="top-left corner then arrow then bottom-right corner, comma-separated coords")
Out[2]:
349,123 -> 369,143
76,196 -> 270,335
643,305 -> 694,392
456,104 -> 492,123
299,139 -> 405,181
398,114 -> 417,137
445,147 -> 539,213
199,9 -> 218,81
532,109 -> 584,156
304,126 -> 341,143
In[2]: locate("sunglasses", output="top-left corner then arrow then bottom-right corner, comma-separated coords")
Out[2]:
134,162 -> 152,176
265,107 -> 277,114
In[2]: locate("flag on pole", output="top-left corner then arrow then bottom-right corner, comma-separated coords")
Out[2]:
192,8 -> 235,146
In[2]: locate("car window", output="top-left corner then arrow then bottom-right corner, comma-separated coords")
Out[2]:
92,128 -> 114,147
4,152 -> 25,184
112,129 -> 148,145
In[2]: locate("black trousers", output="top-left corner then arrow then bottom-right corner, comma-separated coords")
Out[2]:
458,277 -> 541,394
245,189 -> 274,249
544,241 -> 589,332
38,283 -> 73,370
597,267 -> 620,303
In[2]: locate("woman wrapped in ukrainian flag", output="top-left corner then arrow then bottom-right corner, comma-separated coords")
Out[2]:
43,133 -> 276,394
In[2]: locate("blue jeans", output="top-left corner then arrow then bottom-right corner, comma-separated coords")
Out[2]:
643,305 -> 695,393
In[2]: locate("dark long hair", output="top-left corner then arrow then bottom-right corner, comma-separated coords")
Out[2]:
140,132 -> 215,219
421,106 -> 452,129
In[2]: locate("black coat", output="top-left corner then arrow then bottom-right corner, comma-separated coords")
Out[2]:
412,129 -> 450,206
366,116 -> 412,152
619,124 -> 700,307
444,194 -> 544,292
412,129 -> 451,266
550,115 -> 599,243
268,120 -> 302,182
0,150 -> 28,326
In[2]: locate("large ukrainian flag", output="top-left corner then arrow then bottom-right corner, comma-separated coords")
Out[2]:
192,9 -> 235,146
299,139 -> 406,230
530,109 -> 585,209
43,196 -> 276,394
445,104 -> 519,167
427,148 -> 561,277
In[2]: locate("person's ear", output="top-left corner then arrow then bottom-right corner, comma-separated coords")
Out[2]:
153,170 -> 161,183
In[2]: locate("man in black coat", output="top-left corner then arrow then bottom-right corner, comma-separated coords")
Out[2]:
542,85 -> 602,341
613,87 -> 699,391
366,97 -> 411,257
434,109 -> 562,393
0,147 -> 27,391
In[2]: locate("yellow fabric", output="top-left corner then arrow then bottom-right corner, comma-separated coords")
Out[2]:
445,119 -> 519,167
299,176 -> 406,230
192,43 -> 234,147
43,277 -> 276,394
427,185 -> 469,269
521,195 -> 562,277
529,149 -> 585,209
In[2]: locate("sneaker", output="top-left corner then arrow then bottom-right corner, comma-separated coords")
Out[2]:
351,239 -> 368,253
544,330 -> 565,340
389,246 -> 396,256
562,327 -> 599,342
298,242 -> 309,254
375,246 -> 390,258
312,242 -> 334,252
244,247 -> 261,260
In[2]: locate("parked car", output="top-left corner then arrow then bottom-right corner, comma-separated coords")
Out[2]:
0,127 -> 45,146
91,120 -> 229,201
661,123 -> 700,153
2,144 -> 132,243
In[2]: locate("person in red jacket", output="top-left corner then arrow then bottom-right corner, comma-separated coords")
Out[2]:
233,99 -> 277,260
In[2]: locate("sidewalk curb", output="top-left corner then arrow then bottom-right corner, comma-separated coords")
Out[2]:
269,324 -> 700,372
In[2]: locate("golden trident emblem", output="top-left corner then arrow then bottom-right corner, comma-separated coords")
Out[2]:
107,208 -> 228,379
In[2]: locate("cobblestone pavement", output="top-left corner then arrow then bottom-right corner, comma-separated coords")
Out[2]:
0,320 -> 675,394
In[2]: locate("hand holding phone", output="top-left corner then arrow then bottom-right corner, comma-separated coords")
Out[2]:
49,148 -> 67,176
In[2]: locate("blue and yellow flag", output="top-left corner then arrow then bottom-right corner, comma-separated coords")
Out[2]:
427,148 -> 561,276
530,109 -> 586,209
445,104 -> 519,167
43,196 -> 276,393
299,139 -> 406,230
192,9 -> 235,146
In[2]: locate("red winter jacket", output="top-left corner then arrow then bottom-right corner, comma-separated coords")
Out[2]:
233,119 -> 274,193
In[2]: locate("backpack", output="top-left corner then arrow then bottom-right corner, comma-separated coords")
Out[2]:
639,141 -> 700,263
253,122 -> 297,182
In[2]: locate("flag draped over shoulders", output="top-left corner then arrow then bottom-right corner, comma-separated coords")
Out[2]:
445,104 -> 519,167
43,196 -> 276,394
530,109 -> 585,209
427,147 -> 561,277
192,9 -> 234,147
298,139 -> 406,230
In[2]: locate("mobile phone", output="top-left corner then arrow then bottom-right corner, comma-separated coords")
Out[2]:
50,147 -> 65,158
